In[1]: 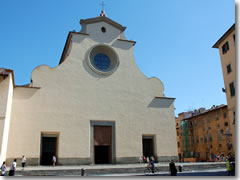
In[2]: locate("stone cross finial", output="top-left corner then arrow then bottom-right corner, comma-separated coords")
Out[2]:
100,1 -> 106,11
99,1 -> 107,17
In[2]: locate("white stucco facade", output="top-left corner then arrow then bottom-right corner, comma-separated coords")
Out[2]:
1,15 -> 178,165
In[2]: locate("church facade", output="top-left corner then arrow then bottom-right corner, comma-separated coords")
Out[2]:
0,12 -> 178,165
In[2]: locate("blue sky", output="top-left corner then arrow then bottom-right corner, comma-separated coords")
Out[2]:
0,0 -> 235,115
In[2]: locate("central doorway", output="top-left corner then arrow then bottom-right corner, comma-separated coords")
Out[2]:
90,121 -> 116,164
94,145 -> 111,164
94,126 -> 112,164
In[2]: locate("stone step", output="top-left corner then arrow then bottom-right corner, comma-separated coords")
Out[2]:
8,162 -> 226,176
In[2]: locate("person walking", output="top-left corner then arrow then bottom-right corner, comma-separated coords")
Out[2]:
143,156 -> 146,163
1,161 -> 6,176
52,155 -> 56,167
169,160 -> 177,176
226,156 -> 233,176
9,159 -> 17,176
146,157 -> 150,168
214,154 -> 217,161
21,155 -> 26,170
150,156 -> 155,173
138,156 -> 143,164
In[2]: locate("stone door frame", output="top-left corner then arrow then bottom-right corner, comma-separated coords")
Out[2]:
90,120 -> 116,164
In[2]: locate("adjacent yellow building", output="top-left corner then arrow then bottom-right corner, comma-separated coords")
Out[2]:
176,105 -> 233,162
212,24 -> 235,154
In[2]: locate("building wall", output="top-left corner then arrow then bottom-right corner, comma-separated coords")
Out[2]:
177,105 -> 233,162
176,113 -> 183,161
215,26 -> 235,154
190,106 -> 233,161
6,20 -> 178,165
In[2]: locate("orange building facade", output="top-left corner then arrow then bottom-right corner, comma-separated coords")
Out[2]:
212,24 -> 235,154
176,105 -> 233,162
176,114 -> 183,161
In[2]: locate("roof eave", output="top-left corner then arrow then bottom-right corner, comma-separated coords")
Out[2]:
59,32 -> 89,65
80,16 -> 126,32
212,24 -> 235,48
155,96 -> 176,100
184,105 -> 227,120
117,39 -> 136,46
0,68 -> 15,87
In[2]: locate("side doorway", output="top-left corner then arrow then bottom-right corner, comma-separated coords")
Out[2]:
40,133 -> 59,165
142,135 -> 156,160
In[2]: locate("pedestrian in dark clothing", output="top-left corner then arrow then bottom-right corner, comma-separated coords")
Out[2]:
9,159 -> 17,176
150,156 -> 155,173
169,160 -> 177,176
226,156 -> 233,176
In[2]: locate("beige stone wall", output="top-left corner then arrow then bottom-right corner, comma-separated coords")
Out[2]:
6,20 -> 177,163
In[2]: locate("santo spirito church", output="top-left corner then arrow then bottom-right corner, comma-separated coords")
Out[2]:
0,10 -> 178,165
